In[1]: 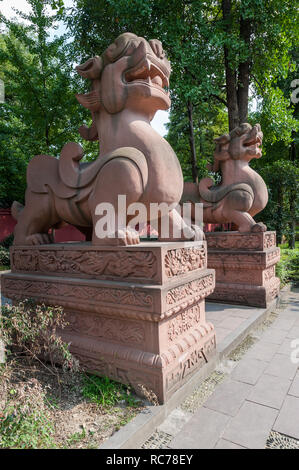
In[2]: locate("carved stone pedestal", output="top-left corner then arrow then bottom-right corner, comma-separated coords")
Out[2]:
2,241 -> 216,403
205,231 -> 280,307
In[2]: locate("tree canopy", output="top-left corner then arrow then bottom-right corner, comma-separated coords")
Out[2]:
0,0 -> 298,246
0,0 -> 95,206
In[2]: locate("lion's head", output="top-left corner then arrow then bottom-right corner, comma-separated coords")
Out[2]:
75,33 -> 171,129
212,123 -> 263,170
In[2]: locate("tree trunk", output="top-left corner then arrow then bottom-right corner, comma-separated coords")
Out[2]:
289,132 -> 297,162
187,99 -> 198,183
222,0 -> 239,131
288,191 -> 296,249
288,135 -> 297,248
277,186 -> 283,245
237,15 -> 251,124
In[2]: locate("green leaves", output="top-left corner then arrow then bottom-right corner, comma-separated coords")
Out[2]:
0,0 -> 96,207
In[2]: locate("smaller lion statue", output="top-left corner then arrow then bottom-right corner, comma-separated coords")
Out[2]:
182,123 -> 268,233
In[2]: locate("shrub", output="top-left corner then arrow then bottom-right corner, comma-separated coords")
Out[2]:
276,248 -> 299,286
0,300 -> 78,371
0,234 -> 14,250
0,378 -> 55,449
0,246 -> 10,267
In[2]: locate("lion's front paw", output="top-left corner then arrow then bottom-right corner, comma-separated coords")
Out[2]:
117,227 -> 140,245
93,227 -> 140,246
26,233 -> 54,245
179,224 -> 205,242
191,224 -> 205,241
251,222 -> 267,233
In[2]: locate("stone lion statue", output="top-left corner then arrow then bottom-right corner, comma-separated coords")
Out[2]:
182,123 -> 268,232
12,33 -> 200,246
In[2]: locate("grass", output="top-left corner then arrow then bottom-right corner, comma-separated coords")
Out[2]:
277,241 -> 299,286
0,301 -> 144,448
0,265 -> 9,271
0,377 -> 56,449
81,373 -> 141,408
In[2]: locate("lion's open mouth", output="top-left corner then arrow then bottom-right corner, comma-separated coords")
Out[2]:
124,56 -> 170,94
243,135 -> 262,151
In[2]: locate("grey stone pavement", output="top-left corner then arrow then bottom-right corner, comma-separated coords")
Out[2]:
143,288 -> 299,449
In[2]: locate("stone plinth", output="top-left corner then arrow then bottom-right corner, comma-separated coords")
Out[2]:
2,241 -> 216,403
205,231 -> 280,308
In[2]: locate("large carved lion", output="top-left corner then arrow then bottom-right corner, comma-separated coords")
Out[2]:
12,33 -> 199,246
182,123 -> 268,232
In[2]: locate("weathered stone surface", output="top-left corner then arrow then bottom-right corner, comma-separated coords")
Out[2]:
206,231 -> 280,307
10,241 -> 207,285
273,396 -> 299,440
206,231 -> 276,251
2,241 -> 216,403
11,33 -> 202,247
222,401 -> 278,449
182,123 -> 268,233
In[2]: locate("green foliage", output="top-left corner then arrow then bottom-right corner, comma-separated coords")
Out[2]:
0,300 -> 78,371
65,0 -> 298,179
167,102 -> 228,180
0,379 -> 56,449
0,233 -> 14,250
0,0 -> 97,207
276,244 -> 299,286
65,429 -> 87,447
254,160 -> 299,246
0,246 -> 10,267
66,0 -> 228,180
82,374 -> 140,408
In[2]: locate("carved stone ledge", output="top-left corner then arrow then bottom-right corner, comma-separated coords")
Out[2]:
206,231 -> 280,307
206,231 -> 276,251
208,276 -> 280,308
10,240 -> 207,286
2,241 -> 216,403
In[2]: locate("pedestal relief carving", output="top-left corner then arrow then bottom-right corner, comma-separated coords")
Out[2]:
2,241 -> 216,403
206,231 -> 280,307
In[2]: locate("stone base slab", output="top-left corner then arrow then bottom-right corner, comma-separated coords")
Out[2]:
206,231 -> 280,308
9,241 -> 207,286
2,241 -> 216,403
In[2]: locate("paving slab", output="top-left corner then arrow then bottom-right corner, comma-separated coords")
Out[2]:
100,288 -> 295,449
231,357 -> 267,385
157,408 -> 192,436
286,326 -> 299,340
227,310 -> 253,319
271,318 -> 297,331
214,439 -> 246,449
222,401 -> 278,449
244,341 -> 279,362
217,316 -> 247,331
169,407 -> 230,449
204,379 -> 252,417
247,374 -> 291,410
288,372 -> 299,398
215,327 -> 234,344
273,395 -> 299,440
264,353 -> 298,380
277,338 -> 296,356
260,327 -> 288,345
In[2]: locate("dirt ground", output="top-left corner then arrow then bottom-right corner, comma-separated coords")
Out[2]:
0,356 -> 145,449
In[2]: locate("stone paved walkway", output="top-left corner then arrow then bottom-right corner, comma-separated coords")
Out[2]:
205,301 -> 265,345
142,287 -> 299,449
